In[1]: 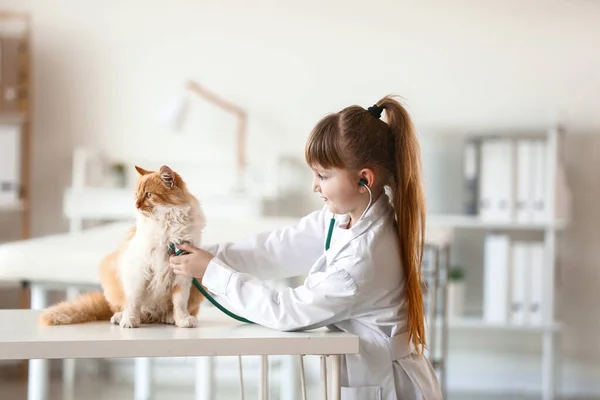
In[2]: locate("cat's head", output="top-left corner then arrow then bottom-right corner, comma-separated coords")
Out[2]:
133,165 -> 190,214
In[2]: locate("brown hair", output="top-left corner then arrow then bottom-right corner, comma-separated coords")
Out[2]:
305,95 -> 427,356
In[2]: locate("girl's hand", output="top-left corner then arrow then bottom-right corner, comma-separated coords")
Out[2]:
169,243 -> 215,278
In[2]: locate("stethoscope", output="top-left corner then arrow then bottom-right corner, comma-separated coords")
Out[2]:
324,178 -> 373,251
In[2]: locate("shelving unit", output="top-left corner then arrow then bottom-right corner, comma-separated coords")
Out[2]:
0,11 -> 32,381
0,11 -> 31,240
426,127 -> 567,400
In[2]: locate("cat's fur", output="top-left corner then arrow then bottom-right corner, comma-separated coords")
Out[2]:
39,165 -> 206,328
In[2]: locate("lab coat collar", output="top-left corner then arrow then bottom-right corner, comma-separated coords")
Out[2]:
325,193 -> 393,264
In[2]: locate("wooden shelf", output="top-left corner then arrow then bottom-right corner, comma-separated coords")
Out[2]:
427,213 -> 566,231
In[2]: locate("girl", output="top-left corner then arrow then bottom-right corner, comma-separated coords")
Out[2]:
169,95 -> 442,399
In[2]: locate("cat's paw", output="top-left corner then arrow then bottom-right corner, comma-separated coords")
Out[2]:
141,311 -> 159,324
110,312 -> 122,325
175,315 -> 197,328
119,313 -> 141,328
161,312 -> 175,325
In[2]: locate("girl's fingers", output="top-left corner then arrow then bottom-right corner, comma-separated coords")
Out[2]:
170,256 -> 183,265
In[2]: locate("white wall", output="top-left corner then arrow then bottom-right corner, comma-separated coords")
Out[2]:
1,0 -> 600,394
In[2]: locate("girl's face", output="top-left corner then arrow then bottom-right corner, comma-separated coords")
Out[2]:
311,166 -> 362,216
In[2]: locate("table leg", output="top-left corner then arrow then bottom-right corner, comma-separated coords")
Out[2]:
134,358 -> 152,400
62,287 -> 79,400
331,355 -> 342,400
259,355 -> 269,400
237,356 -> 245,400
195,357 -> 215,400
19,281 -> 31,381
28,284 -> 48,400
298,355 -> 307,400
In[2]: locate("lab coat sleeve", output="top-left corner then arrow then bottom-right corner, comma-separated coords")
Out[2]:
201,207 -> 327,280
201,255 -> 359,331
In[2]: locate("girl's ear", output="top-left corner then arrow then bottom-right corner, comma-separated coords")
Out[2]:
159,165 -> 175,188
135,165 -> 151,176
358,168 -> 376,190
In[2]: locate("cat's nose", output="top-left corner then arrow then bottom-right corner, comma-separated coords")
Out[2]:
135,199 -> 142,209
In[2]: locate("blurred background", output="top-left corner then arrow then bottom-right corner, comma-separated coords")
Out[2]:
0,0 -> 599,399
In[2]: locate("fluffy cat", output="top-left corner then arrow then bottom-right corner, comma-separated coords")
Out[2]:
39,165 -> 206,328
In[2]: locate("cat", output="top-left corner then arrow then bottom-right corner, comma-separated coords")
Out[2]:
39,164 -> 206,328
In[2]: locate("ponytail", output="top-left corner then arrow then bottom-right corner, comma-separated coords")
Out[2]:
378,96 -> 427,356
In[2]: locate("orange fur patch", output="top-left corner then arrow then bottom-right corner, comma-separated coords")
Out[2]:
38,292 -> 113,325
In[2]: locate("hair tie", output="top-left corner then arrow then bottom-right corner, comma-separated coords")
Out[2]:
367,104 -> 383,119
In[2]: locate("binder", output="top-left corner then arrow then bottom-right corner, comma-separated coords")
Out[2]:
510,242 -> 530,325
478,138 -> 515,221
462,139 -> 479,215
532,141 -> 547,222
478,140 -> 496,220
515,140 -> 534,222
529,242 -> 545,325
484,234 -> 510,324
496,139 -> 515,221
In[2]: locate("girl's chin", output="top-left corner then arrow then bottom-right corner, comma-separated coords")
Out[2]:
326,203 -> 343,215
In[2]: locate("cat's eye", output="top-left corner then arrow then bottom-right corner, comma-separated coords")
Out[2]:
145,192 -> 152,198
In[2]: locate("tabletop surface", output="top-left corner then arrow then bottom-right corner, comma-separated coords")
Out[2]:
0,307 -> 359,360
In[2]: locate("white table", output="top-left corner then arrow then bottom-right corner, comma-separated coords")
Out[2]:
0,308 -> 359,400
0,216 -> 303,400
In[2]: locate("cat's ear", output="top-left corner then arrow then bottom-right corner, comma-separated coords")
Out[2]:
135,165 -> 151,176
159,165 -> 175,188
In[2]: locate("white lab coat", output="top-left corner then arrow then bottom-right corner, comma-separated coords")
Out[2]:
201,193 -> 442,400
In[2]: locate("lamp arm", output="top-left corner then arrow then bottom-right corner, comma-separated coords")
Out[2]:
187,80 -> 245,116
186,80 -> 247,179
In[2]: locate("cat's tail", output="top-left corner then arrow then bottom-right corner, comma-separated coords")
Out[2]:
38,291 -> 114,325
